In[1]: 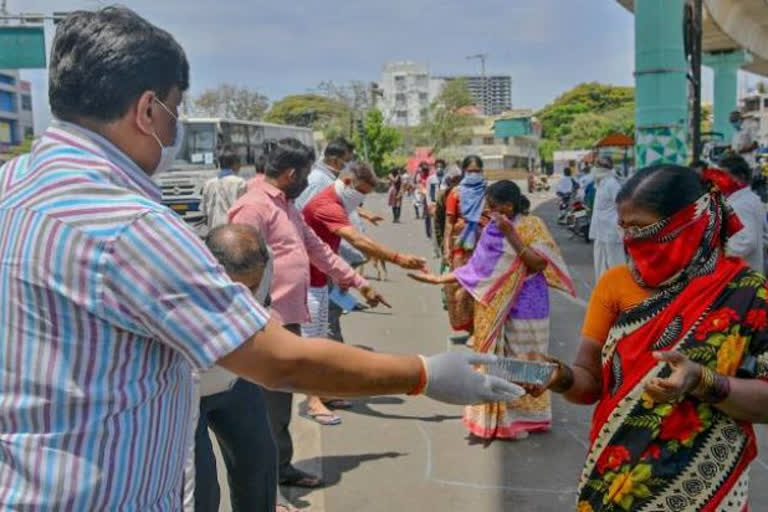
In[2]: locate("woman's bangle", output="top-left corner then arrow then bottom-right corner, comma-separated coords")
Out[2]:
693,366 -> 731,403
551,361 -> 575,394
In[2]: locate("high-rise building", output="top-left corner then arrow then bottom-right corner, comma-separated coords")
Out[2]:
0,69 -> 34,151
379,61 -> 443,127
435,75 -> 512,116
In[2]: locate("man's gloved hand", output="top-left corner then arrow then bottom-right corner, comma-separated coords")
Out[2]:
421,352 -> 525,405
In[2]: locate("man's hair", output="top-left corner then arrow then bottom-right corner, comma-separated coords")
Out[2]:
205,224 -> 269,275
254,153 -> 267,174
719,154 -> 753,183
434,159 -> 447,167
324,137 -> 355,159
49,7 -> 189,122
218,147 -> 240,170
264,138 -> 315,178
349,161 -> 378,188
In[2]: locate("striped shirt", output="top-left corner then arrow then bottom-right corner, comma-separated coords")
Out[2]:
0,121 -> 269,510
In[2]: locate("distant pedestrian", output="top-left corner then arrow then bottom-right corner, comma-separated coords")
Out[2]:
388,167 -> 404,222
589,156 -> 625,280
200,147 -> 247,232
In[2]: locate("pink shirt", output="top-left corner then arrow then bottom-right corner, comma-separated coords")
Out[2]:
229,178 -> 367,325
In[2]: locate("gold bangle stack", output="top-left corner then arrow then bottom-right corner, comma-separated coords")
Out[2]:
694,366 -> 715,396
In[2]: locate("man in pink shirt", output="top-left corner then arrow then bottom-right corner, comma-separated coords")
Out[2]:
229,138 -> 385,488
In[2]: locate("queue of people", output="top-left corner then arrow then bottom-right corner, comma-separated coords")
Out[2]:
0,8 -> 522,511
5,7 -> 768,512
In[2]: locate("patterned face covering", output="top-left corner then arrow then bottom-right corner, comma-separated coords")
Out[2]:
623,192 -> 742,289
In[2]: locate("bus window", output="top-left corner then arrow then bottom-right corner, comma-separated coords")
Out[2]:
177,122 -> 216,166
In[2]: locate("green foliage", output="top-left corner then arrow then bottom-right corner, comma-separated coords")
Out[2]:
354,109 -> 402,177
265,94 -> 351,139
9,136 -> 34,157
536,82 -> 635,162
424,79 -> 480,153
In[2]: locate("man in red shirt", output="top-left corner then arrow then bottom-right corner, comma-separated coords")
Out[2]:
301,162 -> 427,424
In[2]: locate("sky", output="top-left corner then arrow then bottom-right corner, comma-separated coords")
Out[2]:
13,0 -> 759,134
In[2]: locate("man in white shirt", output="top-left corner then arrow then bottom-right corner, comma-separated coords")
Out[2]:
589,157 -> 625,280
719,155 -> 765,272
200,148 -> 247,233
556,167 -> 576,199
730,111 -> 759,170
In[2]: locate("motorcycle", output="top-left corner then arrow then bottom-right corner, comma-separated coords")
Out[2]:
566,200 -> 591,243
557,192 -> 572,224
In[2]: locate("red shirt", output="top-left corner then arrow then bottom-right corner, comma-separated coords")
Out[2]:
302,185 -> 353,287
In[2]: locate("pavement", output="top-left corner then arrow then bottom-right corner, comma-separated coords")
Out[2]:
216,187 -> 768,511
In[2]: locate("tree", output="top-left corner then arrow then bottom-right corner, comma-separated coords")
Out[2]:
194,84 -> 269,120
535,82 -> 635,160
423,79 -> 480,153
354,109 -> 402,176
265,94 -> 351,139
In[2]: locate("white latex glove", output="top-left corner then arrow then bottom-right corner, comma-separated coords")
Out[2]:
421,352 -> 525,405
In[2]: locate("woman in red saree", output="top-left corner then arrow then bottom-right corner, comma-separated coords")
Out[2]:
539,165 -> 768,511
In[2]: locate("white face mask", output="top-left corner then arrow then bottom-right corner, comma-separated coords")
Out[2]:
150,98 -> 184,175
334,179 -> 365,212
253,247 -> 274,305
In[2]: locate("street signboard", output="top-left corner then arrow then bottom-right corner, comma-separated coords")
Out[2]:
0,26 -> 46,69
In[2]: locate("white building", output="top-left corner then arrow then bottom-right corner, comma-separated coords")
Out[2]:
0,69 -> 34,152
379,61 -> 443,127
741,91 -> 768,148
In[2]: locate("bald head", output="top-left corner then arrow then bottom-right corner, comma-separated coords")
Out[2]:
206,224 -> 269,276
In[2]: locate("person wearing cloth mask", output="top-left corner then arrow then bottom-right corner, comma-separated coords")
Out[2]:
589,156 -> 626,280
443,155 -> 487,333
301,162 -> 428,424
409,180 -> 575,440
533,165 -> 768,511
703,155 -> 765,272
730,110 -> 759,171
0,8 -> 524,508
186,224 -> 295,512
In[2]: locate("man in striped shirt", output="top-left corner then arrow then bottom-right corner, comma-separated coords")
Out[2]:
0,7 -> 522,510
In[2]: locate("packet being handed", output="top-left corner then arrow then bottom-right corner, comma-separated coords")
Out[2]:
486,357 -> 556,386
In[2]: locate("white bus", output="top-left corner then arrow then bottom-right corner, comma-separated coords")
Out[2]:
154,117 -> 316,225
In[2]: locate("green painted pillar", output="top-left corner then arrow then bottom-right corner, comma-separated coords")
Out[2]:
703,50 -> 752,141
634,0 -> 689,168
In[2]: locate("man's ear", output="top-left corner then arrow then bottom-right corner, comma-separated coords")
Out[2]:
134,90 -> 157,137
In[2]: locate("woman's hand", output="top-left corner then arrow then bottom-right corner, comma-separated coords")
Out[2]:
491,213 -> 523,246
407,271 -> 444,285
644,351 -> 702,404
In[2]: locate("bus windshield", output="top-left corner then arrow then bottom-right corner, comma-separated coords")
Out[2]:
175,122 -> 217,167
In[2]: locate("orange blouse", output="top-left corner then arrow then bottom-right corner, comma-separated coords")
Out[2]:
581,265 -> 652,343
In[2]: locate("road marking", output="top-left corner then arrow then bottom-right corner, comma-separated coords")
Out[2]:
415,424 -> 578,495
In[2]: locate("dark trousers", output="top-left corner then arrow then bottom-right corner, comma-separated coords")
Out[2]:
392,206 -> 401,222
263,323 -> 301,476
328,299 -> 345,342
194,379 -> 277,512
424,212 -> 432,239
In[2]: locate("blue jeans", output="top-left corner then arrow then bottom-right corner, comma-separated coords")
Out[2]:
194,379 -> 277,512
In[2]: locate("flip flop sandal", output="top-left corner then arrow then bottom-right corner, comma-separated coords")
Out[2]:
306,411 -> 342,426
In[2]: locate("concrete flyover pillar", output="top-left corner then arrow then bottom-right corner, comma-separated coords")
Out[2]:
634,0 -> 689,168
703,50 -> 753,141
